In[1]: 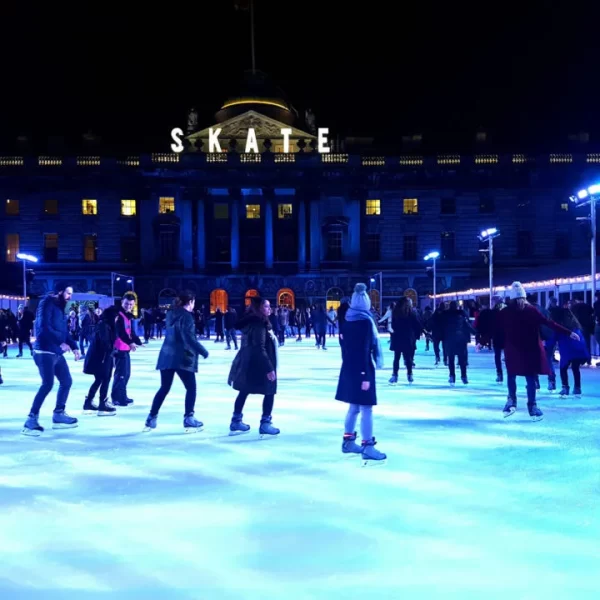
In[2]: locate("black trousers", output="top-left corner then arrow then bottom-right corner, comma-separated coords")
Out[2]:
234,391 -> 274,417
494,345 -> 503,373
560,360 -> 582,389
433,336 -> 447,362
30,353 -> 72,415
18,334 -> 32,354
393,348 -> 414,375
448,346 -> 468,379
87,359 -> 113,402
150,369 -> 197,416
111,351 -> 131,403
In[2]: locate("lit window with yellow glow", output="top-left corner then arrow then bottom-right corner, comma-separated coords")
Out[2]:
278,204 -> 292,219
246,204 -> 260,219
365,199 -> 381,216
403,198 -> 419,215
5,199 -> 19,216
5,233 -> 19,262
82,199 -> 97,215
121,199 -> 137,216
159,197 -> 175,214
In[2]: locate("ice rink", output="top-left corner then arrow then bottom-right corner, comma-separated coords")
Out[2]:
0,335 -> 599,599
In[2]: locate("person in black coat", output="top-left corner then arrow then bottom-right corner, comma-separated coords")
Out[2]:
441,301 -> 476,385
227,296 -> 280,436
336,283 -> 386,462
144,291 -> 209,432
431,302 -> 448,366
491,300 -> 506,383
389,297 -> 422,384
82,306 -> 119,415
16,304 -> 34,357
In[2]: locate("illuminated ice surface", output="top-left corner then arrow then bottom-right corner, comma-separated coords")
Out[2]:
0,336 -> 599,600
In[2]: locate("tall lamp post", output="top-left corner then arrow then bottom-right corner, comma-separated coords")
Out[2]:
16,253 -> 38,302
424,251 -> 440,306
477,228 -> 500,307
370,272 -> 383,313
570,184 -> 599,302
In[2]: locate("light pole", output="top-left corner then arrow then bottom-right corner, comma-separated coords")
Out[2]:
111,272 -> 134,301
16,253 -> 38,302
570,184 -> 599,302
477,228 -> 500,307
424,252 -> 440,307
370,272 -> 383,313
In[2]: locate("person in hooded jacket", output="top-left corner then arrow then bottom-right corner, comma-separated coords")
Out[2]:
441,301 -> 477,385
143,291 -> 209,432
227,296 -> 280,436
389,297 -> 422,385
82,305 -> 119,416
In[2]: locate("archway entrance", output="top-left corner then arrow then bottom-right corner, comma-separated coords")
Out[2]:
245,288 -> 259,306
326,286 -> 344,311
210,289 -> 228,313
277,288 -> 295,309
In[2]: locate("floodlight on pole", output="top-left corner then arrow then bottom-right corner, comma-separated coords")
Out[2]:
477,228 -> 500,307
424,252 -> 440,305
16,253 -> 38,302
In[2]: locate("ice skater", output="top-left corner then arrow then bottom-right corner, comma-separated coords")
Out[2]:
22,286 -> 80,436
388,296 -> 421,385
143,291 -> 209,432
336,283 -> 386,463
441,300 -> 476,385
227,296 -> 280,436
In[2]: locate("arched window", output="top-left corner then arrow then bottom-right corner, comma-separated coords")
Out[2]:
210,289 -> 228,313
326,286 -> 344,311
369,289 -> 381,313
277,288 -> 295,309
245,288 -> 259,306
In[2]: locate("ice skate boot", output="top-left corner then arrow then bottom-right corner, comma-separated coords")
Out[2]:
559,385 -> 569,398
143,414 -> 157,432
407,373 -> 414,384
361,437 -> 386,466
527,403 -> 543,421
448,375 -> 455,386
183,413 -> 203,433
82,396 -> 99,414
341,431 -> 362,455
97,398 -> 116,417
461,376 -> 468,385
503,396 -> 517,418
388,374 -> 398,385
496,372 -> 503,384
22,414 -> 44,436
259,415 -> 280,438
229,412 -> 250,435
52,410 -> 78,429
548,379 -> 556,392
573,386 -> 582,398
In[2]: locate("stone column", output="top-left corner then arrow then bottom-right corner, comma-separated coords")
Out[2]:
196,194 -> 206,272
176,190 -> 193,270
348,188 -> 362,270
264,188 -> 274,270
230,188 -> 240,272
140,192 -> 156,269
309,196 -> 321,271
298,195 -> 307,271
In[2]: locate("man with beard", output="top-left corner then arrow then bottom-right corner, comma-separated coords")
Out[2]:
22,286 -> 80,436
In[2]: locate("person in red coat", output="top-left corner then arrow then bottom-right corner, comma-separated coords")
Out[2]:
496,282 -> 579,421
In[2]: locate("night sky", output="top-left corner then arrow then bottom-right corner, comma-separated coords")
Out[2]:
1,2 -> 598,153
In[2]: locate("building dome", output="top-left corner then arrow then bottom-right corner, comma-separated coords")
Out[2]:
215,69 -> 297,126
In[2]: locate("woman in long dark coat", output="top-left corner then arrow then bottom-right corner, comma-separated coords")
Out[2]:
82,306 -> 118,416
496,282 -> 579,420
336,283 -> 385,463
143,291 -> 209,432
389,297 -> 422,384
441,300 -> 476,385
227,296 -> 280,436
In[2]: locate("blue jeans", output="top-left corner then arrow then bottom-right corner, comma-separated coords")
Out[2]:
507,373 -> 537,404
30,353 -> 72,415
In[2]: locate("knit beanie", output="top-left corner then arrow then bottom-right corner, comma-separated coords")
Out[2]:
350,283 -> 371,311
509,281 -> 527,299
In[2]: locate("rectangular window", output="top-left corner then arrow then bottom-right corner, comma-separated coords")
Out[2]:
517,230 -> 533,258
44,234 -> 58,262
158,229 -> 177,261
365,199 -> 381,216
440,197 -> 456,214
441,231 -> 455,259
5,199 -> 19,215
246,204 -> 260,219
278,203 -> 293,219
326,231 -> 343,261
403,235 -> 417,260
159,196 -> 175,214
84,234 -> 97,261
480,196 -> 495,213
5,233 -> 19,262
44,199 -> 59,215
82,199 -> 97,215
403,198 -> 418,215
121,199 -> 137,216
214,203 -> 229,219
121,236 -> 140,263
366,233 -> 380,261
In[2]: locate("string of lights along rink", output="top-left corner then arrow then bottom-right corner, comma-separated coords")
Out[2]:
0,336 -> 599,599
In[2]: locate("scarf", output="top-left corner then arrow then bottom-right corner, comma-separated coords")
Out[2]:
345,307 -> 383,369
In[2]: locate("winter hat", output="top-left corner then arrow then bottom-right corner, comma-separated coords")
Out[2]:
509,281 -> 527,299
350,283 -> 371,311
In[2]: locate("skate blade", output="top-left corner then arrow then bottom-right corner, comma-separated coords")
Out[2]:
362,458 -> 386,467
82,409 -> 97,415
259,432 -> 279,439
142,426 -> 155,432
530,415 -> 543,422
229,429 -> 250,436
503,408 -> 516,418
184,426 -> 204,433
21,428 -> 42,437
52,423 -> 78,429
97,411 -> 116,417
